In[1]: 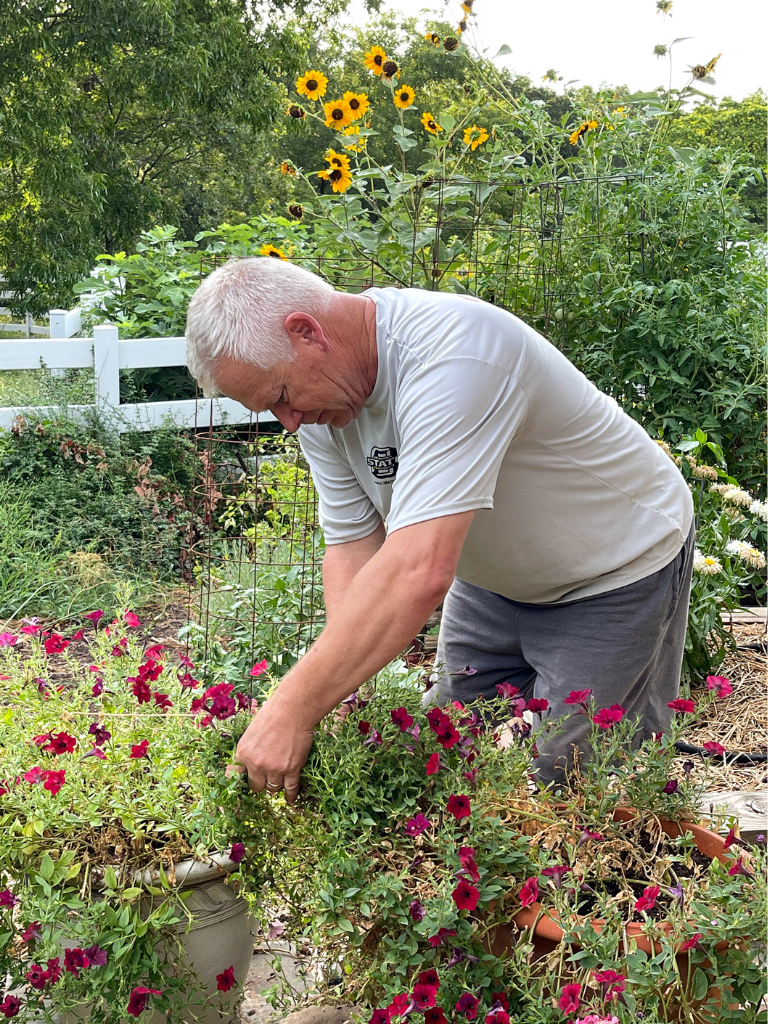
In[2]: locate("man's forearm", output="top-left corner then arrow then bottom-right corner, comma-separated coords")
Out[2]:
322,523 -> 386,622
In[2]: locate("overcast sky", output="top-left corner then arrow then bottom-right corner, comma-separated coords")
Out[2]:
347,0 -> 766,102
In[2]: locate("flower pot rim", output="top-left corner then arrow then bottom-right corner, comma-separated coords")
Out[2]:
133,851 -> 241,888
512,806 -> 733,954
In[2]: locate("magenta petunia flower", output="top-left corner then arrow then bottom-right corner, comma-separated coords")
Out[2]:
519,876 -> 538,907
634,885 -> 660,912
490,993 -> 509,1012
364,728 -> 383,747
44,634 -> 70,655
485,1010 -> 509,1024
564,688 -> 592,706
0,633 -> 19,647
578,829 -> 604,847
408,897 -> 425,921
131,740 -> 150,759
124,611 -> 141,629
728,856 -> 754,878
458,846 -> 480,881
388,993 -> 410,1018
83,945 -> 108,967
411,984 -> 437,1010
216,965 -> 236,992
250,659 -> 268,677
0,889 -> 18,908
668,698 -> 695,713
542,865 -> 573,889
702,740 -> 726,756
88,724 -> 111,746
417,969 -> 440,989
423,1008 -> 447,1024
24,766 -> 44,785
593,969 -> 626,1000
43,732 -> 77,755
25,963 -> 50,989
390,707 -> 414,731
126,987 -> 162,1017
723,828 -> 740,851
680,932 -> 702,952
706,675 -> 732,698
21,921 -> 41,942
358,721 -> 371,736
455,993 -> 479,1020
452,880 -> 480,911
495,682 -> 519,699
0,994 -> 22,1018
426,752 -> 441,775
230,842 -> 246,864
662,779 -> 679,794
92,679 -> 104,696
404,813 -> 431,836
42,770 -> 65,795
426,707 -> 447,730
64,948 -> 86,976
446,794 -> 471,820
435,720 -> 461,749
558,983 -> 581,1014
132,679 -> 151,704
153,692 -> 173,711
526,697 -> 549,714
84,610 -> 104,624
20,617 -> 42,635
368,1010 -> 391,1024
178,652 -> 195,670
592,704 -> 626,729
427,927 -> 457,948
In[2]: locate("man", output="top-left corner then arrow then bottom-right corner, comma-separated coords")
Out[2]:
186,256 -> 694,802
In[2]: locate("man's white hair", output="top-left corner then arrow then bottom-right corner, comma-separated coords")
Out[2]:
185,256 -> 335,395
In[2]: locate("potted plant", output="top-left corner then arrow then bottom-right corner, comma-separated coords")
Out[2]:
0,611 -> 264,1023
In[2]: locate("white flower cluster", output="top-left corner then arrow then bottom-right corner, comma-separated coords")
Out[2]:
749,499 -> 768,522
693,549 -> 722,575
725,539 -> 767,570
709,483 -> 754,508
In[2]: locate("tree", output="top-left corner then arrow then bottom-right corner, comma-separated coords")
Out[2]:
0,0 -> 333,313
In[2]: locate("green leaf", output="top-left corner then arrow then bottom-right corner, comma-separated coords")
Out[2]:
40,852 -> 55,880
104,867 -> 118,890
692,968 -> 709,1001
493,44 -> 512,57
337,917 -> 354,933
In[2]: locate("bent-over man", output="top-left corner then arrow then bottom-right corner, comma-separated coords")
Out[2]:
185,257 -> 694,801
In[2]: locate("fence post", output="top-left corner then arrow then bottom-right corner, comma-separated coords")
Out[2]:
25,312 -> 33,338
48,310 -> 67,377
93,324 -> 120,409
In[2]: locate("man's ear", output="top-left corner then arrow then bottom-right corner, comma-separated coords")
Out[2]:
284,312 -> 329,351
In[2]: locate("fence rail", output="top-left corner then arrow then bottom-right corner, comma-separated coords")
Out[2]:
0,309 -> 275,432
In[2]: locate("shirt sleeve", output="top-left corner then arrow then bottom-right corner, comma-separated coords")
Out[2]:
298,425 -> 382,544
386,356 -> 529,533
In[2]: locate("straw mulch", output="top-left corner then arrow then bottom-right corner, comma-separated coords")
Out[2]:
676,622 -> 767,792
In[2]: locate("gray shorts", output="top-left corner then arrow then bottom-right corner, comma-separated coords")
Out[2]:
428,528 -> 695,784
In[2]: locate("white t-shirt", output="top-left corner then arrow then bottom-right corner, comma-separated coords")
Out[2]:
298,288 -> 693,605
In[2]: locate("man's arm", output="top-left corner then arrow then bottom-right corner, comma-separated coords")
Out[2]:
235,510 -> 475,801
322,523 -> 386,623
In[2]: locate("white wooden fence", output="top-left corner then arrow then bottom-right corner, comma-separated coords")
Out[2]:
0,308 -> 275,432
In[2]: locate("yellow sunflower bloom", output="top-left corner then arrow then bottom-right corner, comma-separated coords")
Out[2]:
457,19 -> 468,33
280,161 -> 296,176
587,119 -> 598,130
325,149 -> 350,171
259,244 -> 288,260
324,98 -> 354,129
343,91 -> 370,120
296,70 -> 328,102
341,125 -> 366,151
393,84 -> 415,110
317,166 -> 353,194
364,46 -> 387,76
463,124 -> 489,150
424,31 -> 440,46
462,0 -> 474,11
421,112 -> 443,134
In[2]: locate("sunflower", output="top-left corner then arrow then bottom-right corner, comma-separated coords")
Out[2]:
325,148 -> 351,171
382,60 -> 400,80
259,244 -> 287,260
318,166 -> 353,193
463,124 -> 488,150
457,19 -> 468,33
364,46 -> 387,76
280,161 -> 296,176
421,112 -> 443,134
343,91 -> 370,119
462,0 -> 474,10
296,70 -> 328,101
324,98 -> 354,129
286,105 -> 306,119
341,125 -> 366,151
287,204 -> 304,220
393,84 -> 415,110
424,31 -> 440,46
443,37 -> 459,51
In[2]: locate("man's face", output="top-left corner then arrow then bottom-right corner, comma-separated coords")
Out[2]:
213,343 -> 367,433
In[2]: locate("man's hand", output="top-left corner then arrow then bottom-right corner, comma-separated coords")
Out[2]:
235,695 -> 315,804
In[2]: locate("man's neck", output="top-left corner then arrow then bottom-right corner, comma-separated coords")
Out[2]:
329,291 -> 379,400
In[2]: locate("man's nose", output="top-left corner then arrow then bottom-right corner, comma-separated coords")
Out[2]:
270,405 -> 302,432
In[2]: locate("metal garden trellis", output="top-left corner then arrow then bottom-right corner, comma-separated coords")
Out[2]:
187,172 -> 652,688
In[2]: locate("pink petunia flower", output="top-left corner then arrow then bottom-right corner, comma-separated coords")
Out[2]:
216,965 -> 236,992
43,732 -> 77,755
20,617 -> 42,635
542,865 -> 573,889
230,842 -> 246,864
126,987 -> 162,1017
24,766 -> 44,785
706,675 -> 732,698
42,770 -> 66,795
409,898 -> 425,921
250,659 -> 268,677
565,688 -> 592,706
44,634 -> 70,655
124,611 -> 141,628
728,856 -> 754,878
427,927 -> 457,948
485,1010 -> 509,1024
426,752 -> 441,775
458,846 -> 480,881
680,933 -> 702,952
404,813 -> 431,836
131,740 -> 150,759
663,779 -> 679,794
593,969 -> 626,1000
574,1017 -> 619,1024
592,704 -> 626,729
455,993 -> 479,1020
83,945 -> 108,967
526,697 -> 549,714
21,922 -> 42,942
0,633 -> 19,647
390,707 -> 414,731
519,876 -> 539,907
578,829 -> 604,847
668,698 -> 696,713
495,683 -> 520,699
634,885 -> 660,912
702,740 -> 726,756
446,794 -> 471,820
64,948 -> 86,976
452,880 -> 480,911
84,610 -> 104,624
411,984 -> 437,1010
558,983 -> 581,1014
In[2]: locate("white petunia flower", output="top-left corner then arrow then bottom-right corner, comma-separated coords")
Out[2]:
749,499 -> 768,522
693,549 -> 723,575
725,539 -> 767,570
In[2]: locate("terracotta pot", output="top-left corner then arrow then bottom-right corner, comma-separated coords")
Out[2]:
57,854 -> 254,1024
488,808 -> 738,1023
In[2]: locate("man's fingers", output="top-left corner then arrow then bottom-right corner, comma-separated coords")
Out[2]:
248,768 -> 267,794
283,771 -> 301,805
265,773 -> 284,796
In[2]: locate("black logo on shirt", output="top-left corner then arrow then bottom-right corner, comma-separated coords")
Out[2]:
366,445 -> 398,481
